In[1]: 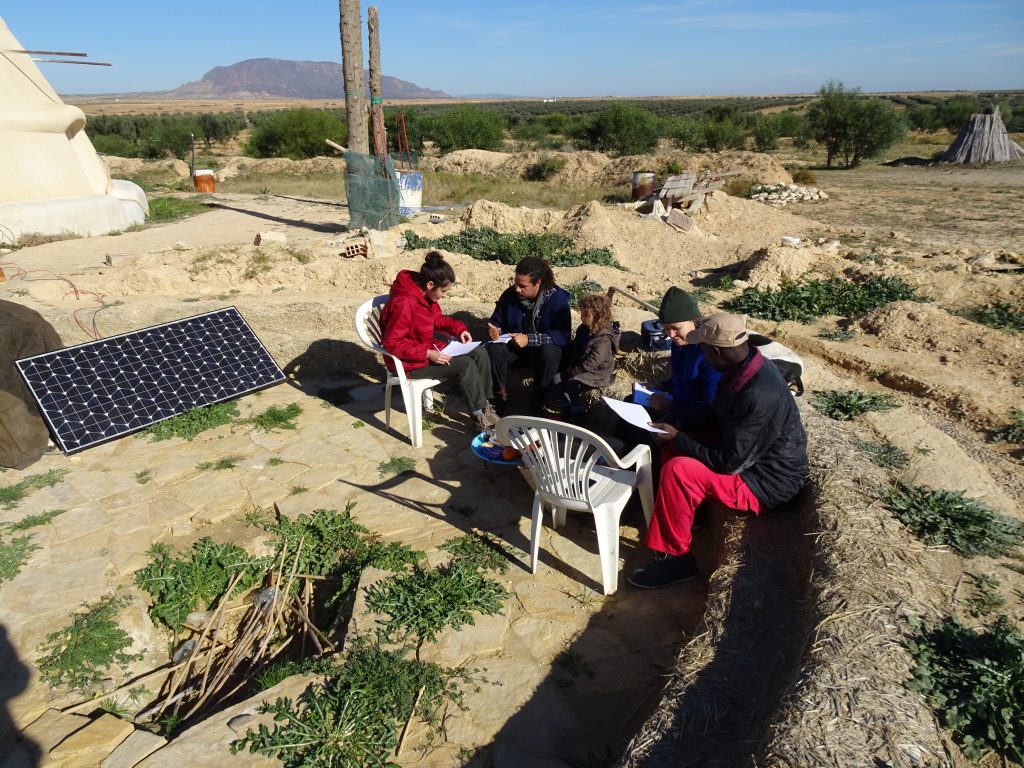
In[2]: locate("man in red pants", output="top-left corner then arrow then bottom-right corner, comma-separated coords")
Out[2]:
628,313 -> 808,589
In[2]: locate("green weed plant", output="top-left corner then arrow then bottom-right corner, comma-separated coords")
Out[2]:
7,509 -> 65,531
404,227 -> 620,269
883,483 -> 1024,558
990,409 -> 1024,444
565,279 -> 603,308
818,329 -> 856,342
147,197 -> 209,223
143,401 -> 239,441
196,455 -> 242,471
135,538 -> 262,631
954,303 -> 1024,334
366,536 -> 510,644
906,614 -> 1024,762
36,594 -> 142,691
247,403 -> 302,432
810,389 -> 901,420
232,639 -> 472,768
0,534 -> 39,583
378,457 -> 415,478
724,276 -> 926,323
0,469 -> 69,510
854,439 -> 909,469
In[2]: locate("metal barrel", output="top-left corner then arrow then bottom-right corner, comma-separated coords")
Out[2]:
631,171 -> 656,200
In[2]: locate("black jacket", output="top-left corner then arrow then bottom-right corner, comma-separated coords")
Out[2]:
673,348 -> 807,508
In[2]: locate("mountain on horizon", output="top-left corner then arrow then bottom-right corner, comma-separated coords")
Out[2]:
163,58 -> 450,100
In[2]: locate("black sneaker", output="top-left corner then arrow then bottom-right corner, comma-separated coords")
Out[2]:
627,552 -> 698,589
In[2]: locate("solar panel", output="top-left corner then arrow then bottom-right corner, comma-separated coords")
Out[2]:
16,307 -> 285,453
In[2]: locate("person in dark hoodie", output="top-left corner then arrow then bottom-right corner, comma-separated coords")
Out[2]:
554,292 -> 620,420
486,256 -> 572,415
628,313 -> 808,589
381,251 -> 498,435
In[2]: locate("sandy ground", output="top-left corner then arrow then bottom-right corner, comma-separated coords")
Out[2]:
2,153 -> 1023,766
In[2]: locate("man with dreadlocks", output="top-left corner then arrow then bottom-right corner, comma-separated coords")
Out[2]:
486,256 -> 572,415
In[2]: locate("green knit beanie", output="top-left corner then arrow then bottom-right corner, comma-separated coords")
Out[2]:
658,287 -> 700,324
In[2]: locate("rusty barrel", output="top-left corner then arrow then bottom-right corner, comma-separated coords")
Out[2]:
631,171 -> 656,200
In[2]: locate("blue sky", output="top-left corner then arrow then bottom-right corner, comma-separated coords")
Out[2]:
3,2 -> 1022,96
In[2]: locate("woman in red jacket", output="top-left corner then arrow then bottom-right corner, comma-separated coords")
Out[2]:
381,251 -> 498,434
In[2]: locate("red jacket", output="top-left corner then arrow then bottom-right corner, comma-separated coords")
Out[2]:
380,270 -> 467,373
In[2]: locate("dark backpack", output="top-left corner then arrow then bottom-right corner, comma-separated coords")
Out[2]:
749,334 -> 804,395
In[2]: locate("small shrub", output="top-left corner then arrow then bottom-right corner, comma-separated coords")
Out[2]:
906,614 -> 1024,762
708,274 -> 735,291
882,482 -> 1024,558
854,439 -> 909,469
378,457 -> 415,478
243,252 -> 272,280
965,574 -> 1005,618
990,409 -> 1024,444
810,389 -> 901,420
245,108 -> 348,160
247,403 -> 302,432
36,594 -> 142,691
404,227 -> 620,269
953,303 -> 1024,333
524,154 -> 566,181
818,329 -> 855,342
791,168 -> 817,186
135,469 -> 152,485
565,279 -> 603,308
144,401 -> 240,441
722,177 -> 754,197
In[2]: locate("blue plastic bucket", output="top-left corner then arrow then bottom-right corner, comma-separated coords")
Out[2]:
397,171 -> 423,215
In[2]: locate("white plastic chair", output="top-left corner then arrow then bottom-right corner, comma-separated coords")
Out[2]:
495,416 -> 654,595
355,295 -> 442,448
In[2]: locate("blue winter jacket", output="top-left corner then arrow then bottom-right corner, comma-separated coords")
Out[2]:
489,286 -> 572,348
660,343 -> 722,417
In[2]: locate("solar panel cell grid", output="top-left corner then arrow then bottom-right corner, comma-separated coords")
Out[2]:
16,307 -> 285,453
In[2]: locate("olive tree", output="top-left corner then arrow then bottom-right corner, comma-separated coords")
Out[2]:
807,80 -> 905,168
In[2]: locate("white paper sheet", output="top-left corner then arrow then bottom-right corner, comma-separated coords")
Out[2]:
438,340 -> 481,356
488,333 -> 513,344
602,397 -> 668,433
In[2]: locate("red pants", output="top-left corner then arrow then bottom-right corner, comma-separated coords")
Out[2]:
646,456 -> 762,556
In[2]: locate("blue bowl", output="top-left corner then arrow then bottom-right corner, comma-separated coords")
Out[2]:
471,432 -> 521,465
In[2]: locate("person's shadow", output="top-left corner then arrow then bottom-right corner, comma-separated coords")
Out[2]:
0,625 -> 41,766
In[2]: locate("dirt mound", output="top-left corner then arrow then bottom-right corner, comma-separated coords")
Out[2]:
102,156 -> 190,180
597,151 -> 793,188
216,156 -> 346,181
460,199 -> 563,231
860,301 -> 1024,367
741,244 -> 823,289
423,149 -> 511,176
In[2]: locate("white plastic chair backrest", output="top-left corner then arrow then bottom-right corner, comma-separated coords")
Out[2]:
497,416 -> 622,509
356,295 -> 410,385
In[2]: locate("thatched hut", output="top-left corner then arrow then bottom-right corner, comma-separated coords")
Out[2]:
941,106 -> 1024,164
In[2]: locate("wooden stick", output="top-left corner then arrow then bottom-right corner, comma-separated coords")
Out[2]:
396,685 -> 425,757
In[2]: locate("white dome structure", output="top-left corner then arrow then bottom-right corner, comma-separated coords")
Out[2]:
0,17 -> 148,245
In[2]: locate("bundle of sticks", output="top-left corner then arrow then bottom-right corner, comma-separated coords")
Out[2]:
65,536 -> 336,728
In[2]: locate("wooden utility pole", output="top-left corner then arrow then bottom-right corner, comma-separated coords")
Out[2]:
367,6 -> 386,158
339,0 -> 369,154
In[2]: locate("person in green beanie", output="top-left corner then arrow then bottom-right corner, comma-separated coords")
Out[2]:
615,287 -> 722,453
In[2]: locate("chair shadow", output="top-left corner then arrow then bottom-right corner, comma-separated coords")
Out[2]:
0,624 -> 41,765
